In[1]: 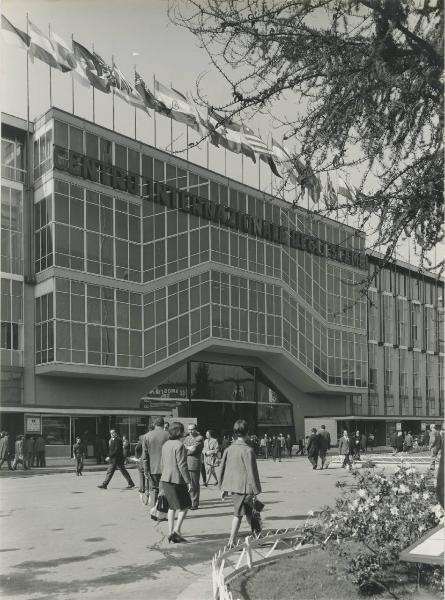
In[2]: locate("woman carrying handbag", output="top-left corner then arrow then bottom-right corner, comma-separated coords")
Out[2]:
203,430 -> 219,485
219,419 -> 262,547
160,422 -> 192,543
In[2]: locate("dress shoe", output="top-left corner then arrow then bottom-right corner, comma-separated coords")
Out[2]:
125,483 -> 135,489
97,484 -> 107,489
190,505 -> 198,510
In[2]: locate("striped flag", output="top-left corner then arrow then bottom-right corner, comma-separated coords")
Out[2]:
28,19 -> 69,71
242,126 -> 271,155
207,109 -> 256,162
1,14 -> 29,49
50,31 -> 77,73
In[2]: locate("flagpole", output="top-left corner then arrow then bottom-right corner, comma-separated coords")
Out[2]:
186,125 -> 189,162
258,157 -> 261,190
207,136 -> 209,170
112,55 -> 115,131
133,63 -> 137,140
170,80 -> 173,154
241,153 -> 244,184
71,33 -> 75,114
92,43 -> 95,123
153,75 -> 157,147
26,13 -> 32,279
48,23 -> 52,107
224,147 -> 227,177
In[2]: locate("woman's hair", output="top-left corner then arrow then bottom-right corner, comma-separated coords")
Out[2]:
233,419 -> 248,438
169,421 -> 184,440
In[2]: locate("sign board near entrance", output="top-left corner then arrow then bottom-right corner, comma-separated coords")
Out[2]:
25,414 -> 42,434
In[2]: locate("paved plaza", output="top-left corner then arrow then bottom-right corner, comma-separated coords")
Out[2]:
0,457 -> 356,600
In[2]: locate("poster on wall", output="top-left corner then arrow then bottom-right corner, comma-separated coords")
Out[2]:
25,415 -> 42,434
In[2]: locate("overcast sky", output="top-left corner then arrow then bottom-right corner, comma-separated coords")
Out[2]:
2,0 -> 443,267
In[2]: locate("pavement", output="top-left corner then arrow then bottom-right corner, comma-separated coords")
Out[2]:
0,456 -> 358,600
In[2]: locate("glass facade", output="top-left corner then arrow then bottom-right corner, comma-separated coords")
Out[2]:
32,116 -> 368,391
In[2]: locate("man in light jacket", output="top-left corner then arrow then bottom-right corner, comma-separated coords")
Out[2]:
142,417 -> 169,506
339,430 -> 352,470
318,425 -> 331,470
183,423 -> 204,510
219,419 -> 262,547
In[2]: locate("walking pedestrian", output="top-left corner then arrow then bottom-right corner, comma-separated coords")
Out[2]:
352,430 -> 361,461
306,428 -> 320,469
134,438 -> 145,493
24,435 -> 35,468
73,436 -> 86,476
429,425 -> 442,469
285,434 -> 293,458
339,430 -> 352,470
12,435 -> 28,470
160,421 -> 192,543
318,425 -> 331,469
395,431 -> 404,453
35,435 -> 46,467
0,431 -> 12,470
122,435 -> 130,464
183,423 -> 204,510
219,419 -> 262,547
360,431 -> 368,453
368,432 -> 375,448
97,430 -> 135,490
404,431 -> 413,452
271,435 -> 281,462
203,430 -> 219,485
278,433 -> 286,459
259,434 -> 267,459
142,417 -> 169,507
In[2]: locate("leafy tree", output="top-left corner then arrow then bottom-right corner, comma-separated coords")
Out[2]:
171,0 -> 443,267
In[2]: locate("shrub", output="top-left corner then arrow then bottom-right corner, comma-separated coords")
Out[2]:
303,466 -> 444,595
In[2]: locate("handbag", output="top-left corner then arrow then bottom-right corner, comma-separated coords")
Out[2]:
150,493 -> 169,522
244,495 -> 264,534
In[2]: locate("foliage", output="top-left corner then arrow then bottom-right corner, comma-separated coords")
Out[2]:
171,0 -> 444,266
303,466 -> 444,595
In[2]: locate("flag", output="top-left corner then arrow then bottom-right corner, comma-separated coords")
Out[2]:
1,14 -> 29,49
242,126 -> 271,156
325,173 -> 338,209
28,19 -> 68,71
50,31 -> 77,72
186,92 -> 207,137
207,109 -> 256,162
155,81 -> 200,130
260,154 -> 281,177
93,51 -> 113,85
135,71 -> 168,114
271,138 -> 303,184
271,138 -> 292,163
72,40 -> 110,93
299,167 -> 322,202
111,61 -> 147,112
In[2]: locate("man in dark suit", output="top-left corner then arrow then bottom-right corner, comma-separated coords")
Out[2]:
183,423 -> 204,510
318,425 -> 331,469
306,428 -> 320,470
98,430 -> 135,489
142,417 -> 169,506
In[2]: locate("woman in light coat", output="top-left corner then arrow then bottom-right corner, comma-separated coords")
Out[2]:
219,419 -> 262,547
203,430 -> 219,485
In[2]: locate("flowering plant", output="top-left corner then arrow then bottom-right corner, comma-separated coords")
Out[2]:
303,466 -> 444,595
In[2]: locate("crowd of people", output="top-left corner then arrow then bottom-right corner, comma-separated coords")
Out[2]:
94,417 -> 261,545
0,431 -> 46,470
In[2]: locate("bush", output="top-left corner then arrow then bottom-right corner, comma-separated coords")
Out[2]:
303,466 -> 444,595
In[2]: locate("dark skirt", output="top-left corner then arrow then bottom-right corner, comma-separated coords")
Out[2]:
161,481 -> 191,510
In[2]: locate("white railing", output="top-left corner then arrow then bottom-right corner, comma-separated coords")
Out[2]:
328,452 -> 432,467
212,527 -> 314,600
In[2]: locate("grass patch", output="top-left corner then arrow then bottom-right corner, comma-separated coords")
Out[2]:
228,547 -> 442,600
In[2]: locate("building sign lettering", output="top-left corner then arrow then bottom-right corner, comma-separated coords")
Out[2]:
53,145 -> 367,270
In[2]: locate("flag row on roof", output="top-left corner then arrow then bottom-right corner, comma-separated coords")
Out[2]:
2,13 -> 361,206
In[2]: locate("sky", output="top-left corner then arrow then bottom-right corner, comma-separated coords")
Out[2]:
1,0 -> 443,268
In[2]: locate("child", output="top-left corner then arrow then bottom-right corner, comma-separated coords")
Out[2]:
73,436 -> 87,476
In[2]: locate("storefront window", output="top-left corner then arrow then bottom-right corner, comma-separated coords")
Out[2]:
42,416 -> 70,445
